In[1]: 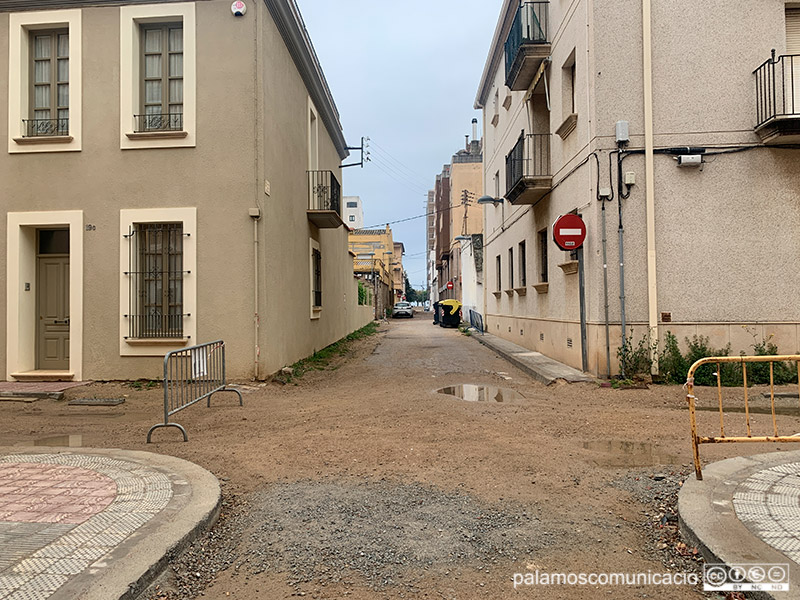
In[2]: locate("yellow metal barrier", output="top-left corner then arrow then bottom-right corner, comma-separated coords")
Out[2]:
686,355 -> 800,480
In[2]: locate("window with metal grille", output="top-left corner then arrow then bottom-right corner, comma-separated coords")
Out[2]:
136,23 -> 183,132
519,240 -> 527,287
312,248 -> 322,307
496,255 -> 502,291
26,29 -> 69,137
125,223 -> 187,338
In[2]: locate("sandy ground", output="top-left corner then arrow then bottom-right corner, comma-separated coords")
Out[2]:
2,315 -> 797,599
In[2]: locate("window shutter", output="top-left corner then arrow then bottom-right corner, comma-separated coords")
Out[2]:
787,9 -> 800,54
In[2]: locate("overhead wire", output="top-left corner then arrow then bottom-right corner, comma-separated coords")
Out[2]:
368,154 -> 430,195
369,139 -> 433,184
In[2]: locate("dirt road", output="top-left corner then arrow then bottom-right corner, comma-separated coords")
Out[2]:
2,316 -> 792,599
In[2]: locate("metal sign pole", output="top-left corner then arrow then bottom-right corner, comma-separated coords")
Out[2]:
577,246 -> 588,373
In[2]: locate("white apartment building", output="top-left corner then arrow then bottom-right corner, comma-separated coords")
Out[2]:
343,196 -> 364,229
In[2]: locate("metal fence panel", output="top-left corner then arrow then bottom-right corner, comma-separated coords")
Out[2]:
147,340 -> 243,442
685,354 -> 800,480
468,309 -> 485,335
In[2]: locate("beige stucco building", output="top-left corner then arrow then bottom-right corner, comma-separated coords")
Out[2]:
348,226 -> 395,318
476,0 -> 800,376
432,129 -> 484,305
1,0 -> 372,382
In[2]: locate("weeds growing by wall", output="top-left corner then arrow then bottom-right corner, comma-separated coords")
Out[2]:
621,327 -> 798,386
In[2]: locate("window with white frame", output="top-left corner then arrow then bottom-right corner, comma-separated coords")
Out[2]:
119,207 -> 196,355
8,9 -> 82,152
120,3 -> 195,149
125,222 -> 185,339
137,23 -> 183,132
29,30 -> 70,137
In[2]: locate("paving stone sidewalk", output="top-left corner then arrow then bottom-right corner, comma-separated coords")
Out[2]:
0,449 -> 220,600
679,450 -> 800,599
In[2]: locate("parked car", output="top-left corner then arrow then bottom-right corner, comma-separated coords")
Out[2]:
392,302 -> 414,318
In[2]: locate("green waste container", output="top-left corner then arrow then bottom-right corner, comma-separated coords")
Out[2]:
439,299 -> 462,328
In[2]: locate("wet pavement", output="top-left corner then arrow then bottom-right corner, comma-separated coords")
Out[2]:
0,448 -> 219,600
436,384 -> 525,403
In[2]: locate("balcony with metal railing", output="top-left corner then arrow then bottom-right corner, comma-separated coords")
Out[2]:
504,2 -> 550,91
307,170 -> 343,228
22,117 -> 69,137
754,50 -> 800,143
134,113 -> 183,133
505,132 -> 552,205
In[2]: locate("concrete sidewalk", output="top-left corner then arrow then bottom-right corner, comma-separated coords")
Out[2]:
679,450 -> 800,599
0,448 -> 219,600
470,330 -> 594,385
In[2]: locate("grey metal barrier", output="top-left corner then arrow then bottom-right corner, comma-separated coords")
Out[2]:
147,340 -> 243,442
468,309 -> 485,335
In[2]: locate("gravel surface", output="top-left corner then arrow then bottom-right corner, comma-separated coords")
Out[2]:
147,479 -> 551,598
5,317 -> 790,599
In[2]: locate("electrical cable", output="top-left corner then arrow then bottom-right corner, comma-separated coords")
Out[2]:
369,139 -> 434,184
368,153 -> 430,193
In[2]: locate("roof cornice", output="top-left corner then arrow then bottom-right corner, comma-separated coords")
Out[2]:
474,0 -> 516,110
264,0 -> 350,160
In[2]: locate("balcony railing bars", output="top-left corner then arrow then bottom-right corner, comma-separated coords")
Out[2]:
504,2 -> 549,81
134,113 -> 183,133
23,118 -> 69,137
307,170 -> 342,214
505,132 -> 551,194
754,50 -> 800,127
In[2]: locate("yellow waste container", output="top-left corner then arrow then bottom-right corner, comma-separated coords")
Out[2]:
439,299 -> 462,328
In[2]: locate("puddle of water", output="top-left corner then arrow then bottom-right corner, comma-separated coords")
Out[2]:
32,434 -> 82,447
436,385 -> 524,403
582,440 -> 679,467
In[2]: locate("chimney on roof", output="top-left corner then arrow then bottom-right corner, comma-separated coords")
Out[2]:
472,118 -> 478,142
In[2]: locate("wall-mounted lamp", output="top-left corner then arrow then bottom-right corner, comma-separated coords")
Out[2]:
454,235 -> 472,241
477,195 -> 504,205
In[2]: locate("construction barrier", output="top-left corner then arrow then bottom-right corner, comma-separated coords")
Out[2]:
686,354 -> 800,480
147,340 -> 243,442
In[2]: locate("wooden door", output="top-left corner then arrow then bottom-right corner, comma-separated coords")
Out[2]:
36,230 -> 70,370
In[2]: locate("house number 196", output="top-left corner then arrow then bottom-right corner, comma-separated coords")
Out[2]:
85,224 -> 96,231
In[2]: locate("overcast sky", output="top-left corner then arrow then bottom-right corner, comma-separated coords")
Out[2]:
295,0 -> 501,288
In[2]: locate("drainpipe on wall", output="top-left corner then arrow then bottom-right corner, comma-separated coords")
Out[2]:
642,0 -> 659,374
252,2 -> 263,380
251,210 -> 261,379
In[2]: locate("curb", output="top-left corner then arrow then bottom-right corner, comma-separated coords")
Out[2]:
0,447 -> 221,600
471,331 -> 595,385
678,451 -> 800,600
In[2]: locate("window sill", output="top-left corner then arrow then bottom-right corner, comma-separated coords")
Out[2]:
514,286 -> 527,296
13,135 -> 73,145
532,282 -> 550,294
557,260 -> 579,275
503,289 -> 515,296
555,113 -> 578,140
502,93 -> 512,110
491,291 -> 502,298
126,131 -> 188,140
491,113 -> 499,127
125,337 -> 190,346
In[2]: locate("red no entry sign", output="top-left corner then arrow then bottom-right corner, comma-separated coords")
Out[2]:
552,214 -> 586,251
446,281 -> 454,290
